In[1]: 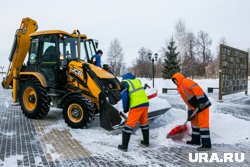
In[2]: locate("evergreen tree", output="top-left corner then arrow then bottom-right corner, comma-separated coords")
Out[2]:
162,38 -> 181,79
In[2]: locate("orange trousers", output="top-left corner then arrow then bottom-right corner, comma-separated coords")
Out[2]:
126,106 -> 149,128
191,107 -> 210,128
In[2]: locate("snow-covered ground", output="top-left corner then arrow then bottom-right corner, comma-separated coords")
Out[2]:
67,78 -> 250,159
0,78 -> 250,166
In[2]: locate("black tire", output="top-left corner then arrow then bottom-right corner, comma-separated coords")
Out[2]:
62,95 -> 95,128
20,79 -> 50,119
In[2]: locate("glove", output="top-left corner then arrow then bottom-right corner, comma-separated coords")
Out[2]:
187,109 -> 195,121
187,115 -> 195,121
144,83 -> 150,89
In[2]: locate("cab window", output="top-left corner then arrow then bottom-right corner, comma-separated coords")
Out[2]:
28,38 -> 39,64
41,35 -> 58,62
59,36 -> 88,61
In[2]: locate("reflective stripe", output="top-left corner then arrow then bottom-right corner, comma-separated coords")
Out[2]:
125,80 -> 135,90
192,132 -> 200,135
192,126 -> 199,129
201,135 -> 210,138
123,129 -> 133,134
129,87 -> 144,95
182,83 -> 195,100
141,127 -> 149,130
124,125 -> 133,129
197,94 -> 205,99
121,89 -> 127,94
189,83 -> 198,91
125,79 -> 144,95
123,125 -> 133,134
140,124 -> 148,127
200,128 -> 209,131
140,124 -> 149,130
205,101 -> 211,105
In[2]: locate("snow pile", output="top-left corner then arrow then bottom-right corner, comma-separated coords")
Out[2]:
151,108 -> 191,146
149,96 -> 171,111
152,105 -> 250,146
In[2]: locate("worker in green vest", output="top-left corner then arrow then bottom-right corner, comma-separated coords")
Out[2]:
118,72 -> 149,152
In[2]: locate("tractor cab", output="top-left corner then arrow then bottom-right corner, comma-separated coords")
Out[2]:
25,30 -> 97,88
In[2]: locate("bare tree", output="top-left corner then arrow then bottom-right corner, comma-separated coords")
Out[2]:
182,32 -> 198,78
155,57 -> 164,78
219,36 -> 227,45
197,30 -> 212,77
205,55 -> 219,78
107,38 -> 124,76
135,47 -> 152,77
130,48 -> 163,78
175,19 -> 187,66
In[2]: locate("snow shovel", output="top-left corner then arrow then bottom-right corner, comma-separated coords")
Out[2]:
112,111 -> 128,129
166,108 -> 199,139
147,91 -> 158,99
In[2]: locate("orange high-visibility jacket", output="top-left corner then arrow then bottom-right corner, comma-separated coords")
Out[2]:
172,73 -> 211,111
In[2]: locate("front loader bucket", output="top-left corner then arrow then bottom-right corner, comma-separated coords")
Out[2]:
100,103 -> 122,131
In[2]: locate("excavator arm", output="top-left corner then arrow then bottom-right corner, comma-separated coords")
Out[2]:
2,18 -> 38,103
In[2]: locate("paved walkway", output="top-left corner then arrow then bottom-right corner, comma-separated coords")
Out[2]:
0,89 -> 250,166
0,104 -> 249,166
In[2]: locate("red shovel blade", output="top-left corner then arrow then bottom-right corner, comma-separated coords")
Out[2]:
166,124 -> 188,139
147,92 -> 157,99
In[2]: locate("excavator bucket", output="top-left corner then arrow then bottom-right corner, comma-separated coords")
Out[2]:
100,103 -> 122,131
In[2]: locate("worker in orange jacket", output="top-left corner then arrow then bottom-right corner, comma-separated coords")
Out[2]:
172,72 -> 212,151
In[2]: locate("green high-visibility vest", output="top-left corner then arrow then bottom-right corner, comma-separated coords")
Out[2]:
124,79 -> 149,108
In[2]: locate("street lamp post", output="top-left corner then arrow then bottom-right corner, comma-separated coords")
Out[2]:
148,53 -> 158,88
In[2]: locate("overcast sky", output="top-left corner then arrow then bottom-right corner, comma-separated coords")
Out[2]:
0,0 -> 250,69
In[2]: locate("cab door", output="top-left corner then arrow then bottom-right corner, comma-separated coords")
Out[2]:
38,35 -> 59,88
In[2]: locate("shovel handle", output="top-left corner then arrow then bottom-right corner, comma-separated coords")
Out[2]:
183,108 -> 199,125
119,111 -> 128,120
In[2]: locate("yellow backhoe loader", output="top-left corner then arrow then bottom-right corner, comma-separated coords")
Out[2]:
2,17 -> 122,130
2,17 -> 171,131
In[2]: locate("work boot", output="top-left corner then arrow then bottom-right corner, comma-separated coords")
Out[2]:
140,124 -> 149,147
186,140 -> 201,146
186,126 -> 201,146
118,127 -> 132,152
198,128 -> 212,151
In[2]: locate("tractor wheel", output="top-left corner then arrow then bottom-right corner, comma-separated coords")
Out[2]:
62,95 -> 95,128
20,79 -> 50,119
